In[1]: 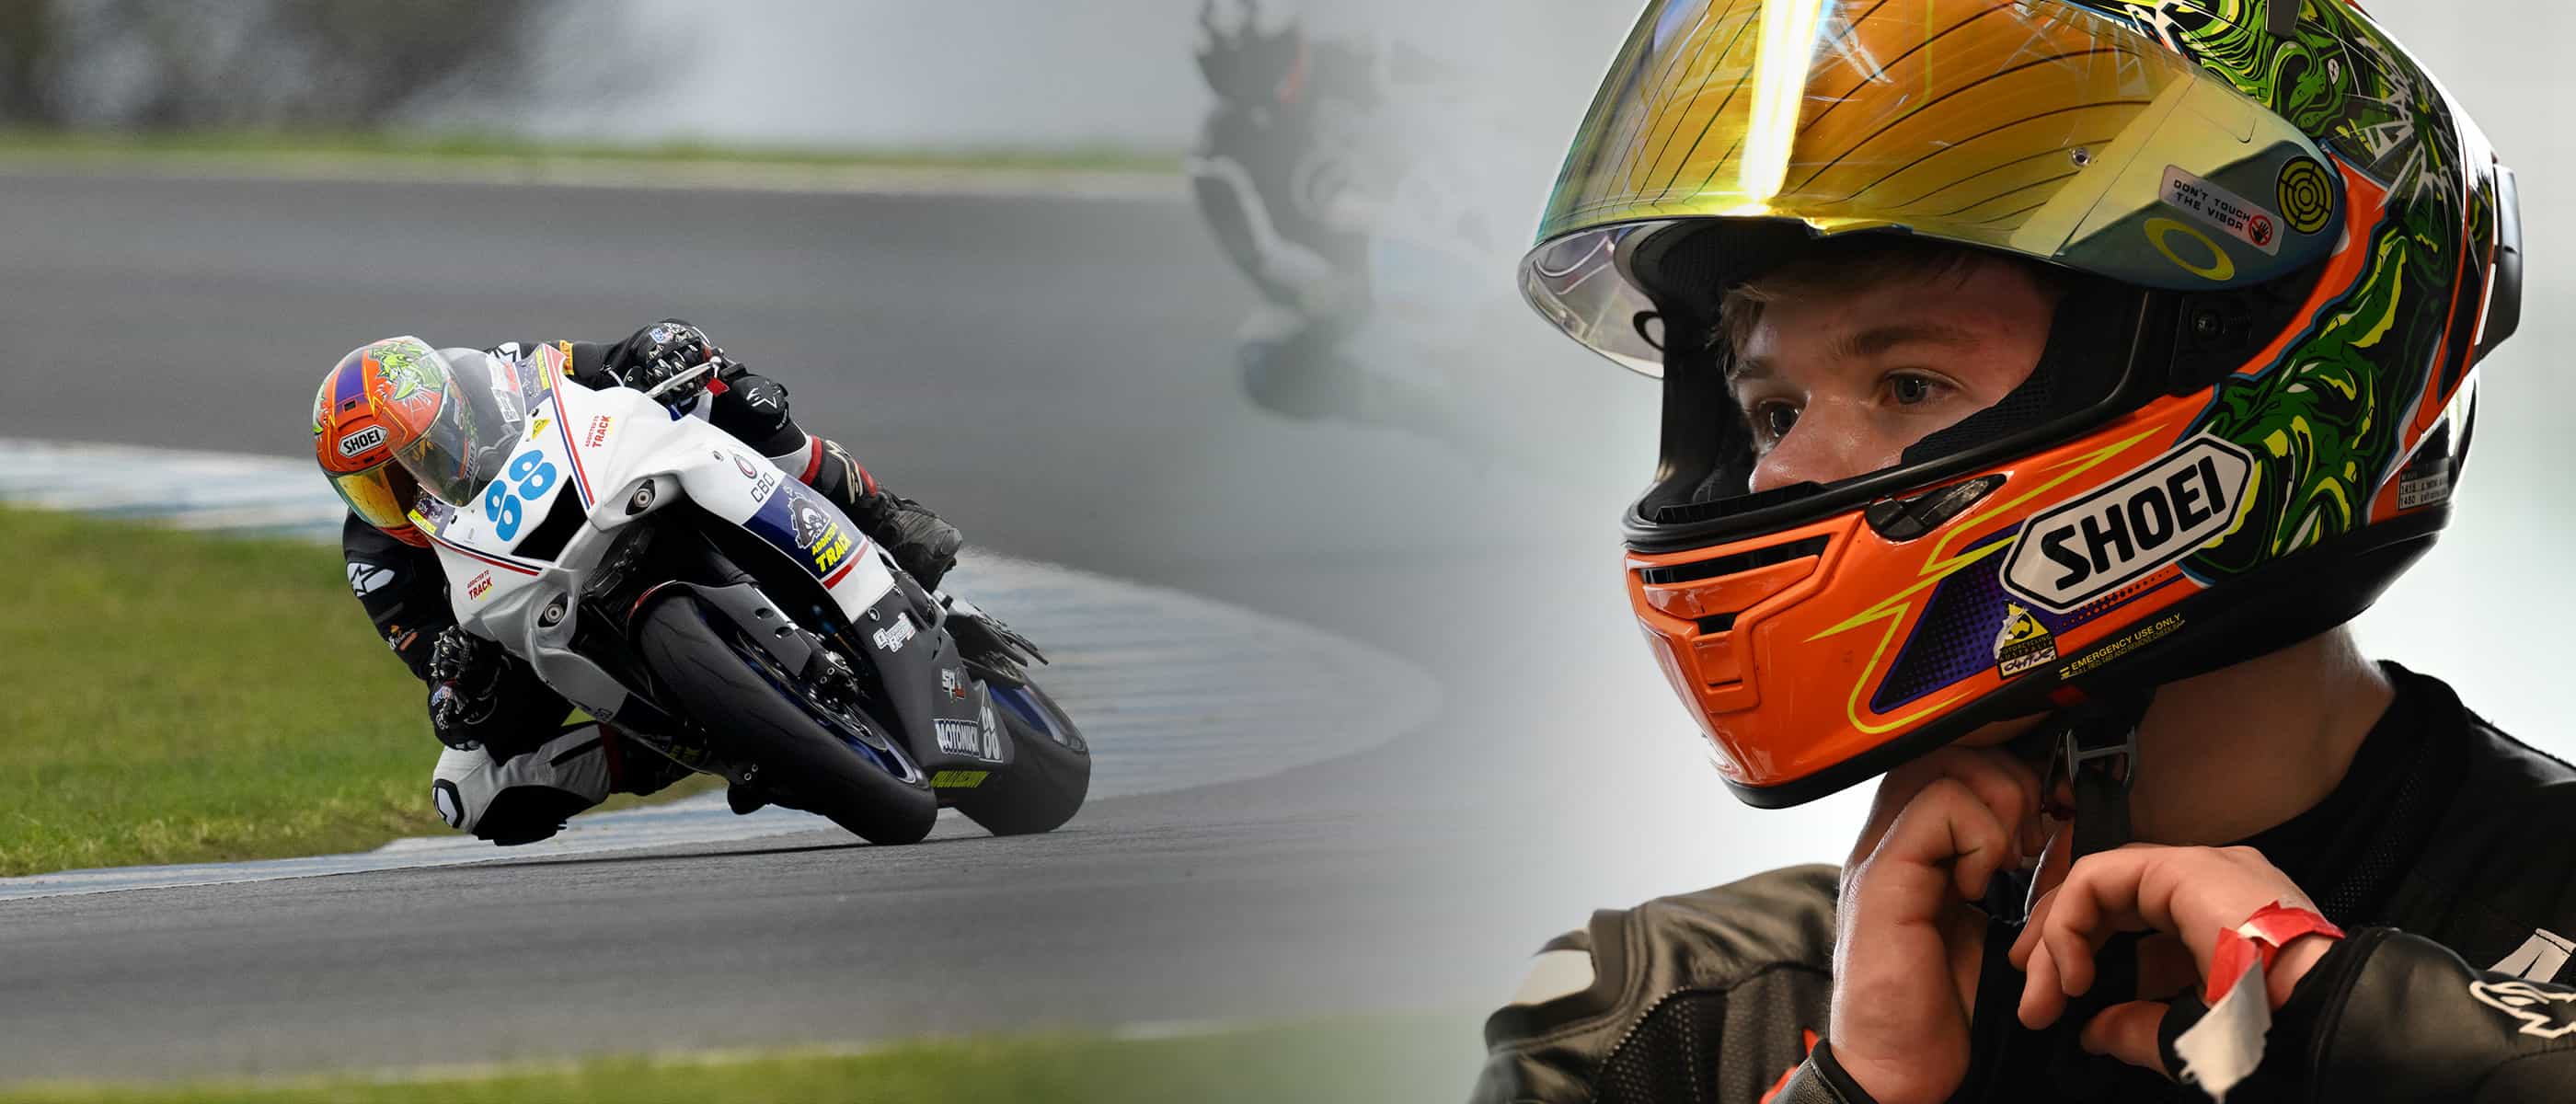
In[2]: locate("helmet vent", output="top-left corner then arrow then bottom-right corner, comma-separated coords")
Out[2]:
1864,476 -> 2007,542
1638,535 -> 1829,586
1653,482 -> 1822,525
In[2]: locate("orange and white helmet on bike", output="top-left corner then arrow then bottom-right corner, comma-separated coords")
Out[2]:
313,337 -> 530,546
313,338 -> 440,546
1521,0 -> 2523,806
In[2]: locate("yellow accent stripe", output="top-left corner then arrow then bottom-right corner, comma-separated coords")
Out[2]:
1811,423 -> 2171,736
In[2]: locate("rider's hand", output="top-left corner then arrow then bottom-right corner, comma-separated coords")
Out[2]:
426,627 -> 504,747
2009,844 -> 2333,1075
1831,745 -> 2047,1104
617,319 -> 726,397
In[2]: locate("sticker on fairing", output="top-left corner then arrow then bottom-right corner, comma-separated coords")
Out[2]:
410,497 -> 455,536
935,718 -> 1001,762
741,485 -> 868,585
2001,435 -> 2253,615
2162,166 -> 2283,256
871,616 -> 917,652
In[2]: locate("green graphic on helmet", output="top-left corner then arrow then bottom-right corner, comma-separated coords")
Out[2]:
2099,2 -> 2462,216
2191,221 -> 2417,570
2092,2 -> 2400,168
371,341 -> 438,405
2099,1 -> 2480,574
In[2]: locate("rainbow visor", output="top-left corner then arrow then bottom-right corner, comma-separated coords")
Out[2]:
328,462 -> 420,535
1523,0 -> 2339,374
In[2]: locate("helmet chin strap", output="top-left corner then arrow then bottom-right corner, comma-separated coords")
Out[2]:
2000,689 -> 2155,923
2059,689 -> 2152,861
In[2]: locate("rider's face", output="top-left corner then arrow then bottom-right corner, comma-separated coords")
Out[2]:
1729,260 -> 2057,493
1726,258 -> 2063,754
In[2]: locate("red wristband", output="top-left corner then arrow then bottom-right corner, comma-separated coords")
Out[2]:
2203,901 -> 2343,1005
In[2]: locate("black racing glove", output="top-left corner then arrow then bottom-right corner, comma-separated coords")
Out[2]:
614,318 -> 730,405
426,626 -> 507,749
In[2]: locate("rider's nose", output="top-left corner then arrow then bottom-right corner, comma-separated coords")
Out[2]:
1748,415 -> 1901,494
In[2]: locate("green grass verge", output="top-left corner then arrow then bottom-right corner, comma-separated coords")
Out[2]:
0,1016 -> 1479,1103
0,507 -> 716,877
0,127 -> 1181,175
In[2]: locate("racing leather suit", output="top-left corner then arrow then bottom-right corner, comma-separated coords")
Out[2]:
1474,664 -> 2576,1103
339,333 -> 960,844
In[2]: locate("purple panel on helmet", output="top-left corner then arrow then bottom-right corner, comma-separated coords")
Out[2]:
1869,527 -> 2173,714
334,351 -> 369,411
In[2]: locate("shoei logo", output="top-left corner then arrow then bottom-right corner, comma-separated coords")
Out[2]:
2001,435 -> 2252,615
336,426 -> 385,457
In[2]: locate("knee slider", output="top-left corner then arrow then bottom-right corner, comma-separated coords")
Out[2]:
431,726 -> 615,844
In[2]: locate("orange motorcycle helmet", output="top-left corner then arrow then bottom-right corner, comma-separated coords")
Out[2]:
311,337 -> 454,547
1522,0 -> 2523,806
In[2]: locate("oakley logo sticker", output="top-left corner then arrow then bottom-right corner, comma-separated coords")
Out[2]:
2002,435 -> 2252,615
2470,978 -> 2576,1039
336,426 -> 385,457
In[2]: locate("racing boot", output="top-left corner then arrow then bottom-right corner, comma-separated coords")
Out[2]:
773,436 -> 963,591
845,486 -> 962,592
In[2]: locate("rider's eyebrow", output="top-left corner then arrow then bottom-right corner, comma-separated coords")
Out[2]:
1725,321 -> 1980,388
1832,321 -> 1981,361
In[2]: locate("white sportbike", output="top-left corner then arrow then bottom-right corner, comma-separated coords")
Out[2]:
402,344 -> 1087,845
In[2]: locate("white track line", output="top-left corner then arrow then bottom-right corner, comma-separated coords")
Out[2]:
0,439 -> 1435,902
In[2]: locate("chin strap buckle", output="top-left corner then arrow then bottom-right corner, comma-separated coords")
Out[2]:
2059,714 -> 2139,794
2051,692 -> 2151,861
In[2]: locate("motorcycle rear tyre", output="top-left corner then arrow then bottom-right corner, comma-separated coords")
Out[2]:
954,682 -> 1090,836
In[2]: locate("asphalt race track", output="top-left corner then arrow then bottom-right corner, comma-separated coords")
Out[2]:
0,166 -> 1581,1083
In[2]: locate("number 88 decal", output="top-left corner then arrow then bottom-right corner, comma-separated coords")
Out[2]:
483,451 -> 560,540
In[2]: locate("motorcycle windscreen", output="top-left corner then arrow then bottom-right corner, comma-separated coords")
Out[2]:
379,346 -> 529,509
1522,0 -> 2331,376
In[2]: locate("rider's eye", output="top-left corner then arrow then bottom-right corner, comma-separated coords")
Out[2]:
1755,401 -> 1799,441
1890,374 -> 1939,406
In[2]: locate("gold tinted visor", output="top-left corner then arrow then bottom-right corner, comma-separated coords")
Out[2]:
329,463 -> 419,535
1524,0 -> 2336,374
